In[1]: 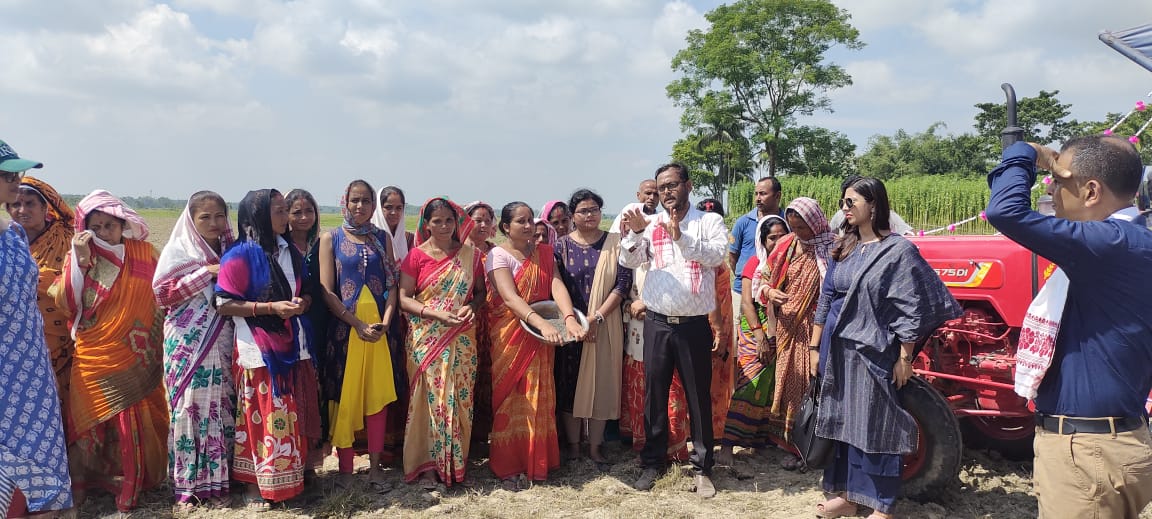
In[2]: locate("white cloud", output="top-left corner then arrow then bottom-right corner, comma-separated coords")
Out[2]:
834,0 -> 945,32
0,4 -> 246,106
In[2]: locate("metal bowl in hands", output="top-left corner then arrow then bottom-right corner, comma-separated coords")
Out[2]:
519,300 -> 589,345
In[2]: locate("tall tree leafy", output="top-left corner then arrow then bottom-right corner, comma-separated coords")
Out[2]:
972,90 -> 1093,160
671,129 -> 755,199
774,126 -> 857,177
667,0 -> 863,177
856,123 -> 988,178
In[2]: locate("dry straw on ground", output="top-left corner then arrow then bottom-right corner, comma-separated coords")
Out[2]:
74,442 -> 1127,519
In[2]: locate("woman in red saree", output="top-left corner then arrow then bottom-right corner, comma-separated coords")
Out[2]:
485,202 -> 585,489
398,198 -> 483,489
52,190 -> 169,512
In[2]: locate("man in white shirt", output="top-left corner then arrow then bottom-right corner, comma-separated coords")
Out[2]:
619,163 -> 728,498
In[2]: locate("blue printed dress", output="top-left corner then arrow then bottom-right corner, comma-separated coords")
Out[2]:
0,221 -> 72,513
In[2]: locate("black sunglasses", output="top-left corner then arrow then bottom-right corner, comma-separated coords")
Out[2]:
0,170 -> 25,183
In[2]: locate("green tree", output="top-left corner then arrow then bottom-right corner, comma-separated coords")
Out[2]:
671,129 -> 754,199
775,125 -> 857,176
972,90 -> 1093,160
667,0 -> 863,177
856,123 -> 988,179
1083,111 -> 1152,164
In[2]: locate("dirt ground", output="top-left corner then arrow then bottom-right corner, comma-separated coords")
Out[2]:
76,440 -> 1152,519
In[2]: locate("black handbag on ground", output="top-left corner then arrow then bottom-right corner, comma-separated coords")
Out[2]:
791,375 -> 834,470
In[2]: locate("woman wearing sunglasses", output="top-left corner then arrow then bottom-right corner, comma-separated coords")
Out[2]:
809,177 -> 959,519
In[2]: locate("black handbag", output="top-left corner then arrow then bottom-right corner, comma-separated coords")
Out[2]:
791,375 -> 834,470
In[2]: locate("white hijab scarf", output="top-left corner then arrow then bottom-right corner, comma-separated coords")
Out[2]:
370,186 -> 409,262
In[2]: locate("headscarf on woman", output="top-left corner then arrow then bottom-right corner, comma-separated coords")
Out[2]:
755,215 -> 788,264
416,197 -> 474,245
73,189 -> 149,241
19,177 -> 74,267
534,218 -> 558,244
785,197 -> 835,277
371,186 -> 410,262
155,200 -> 235,305
463,201 -> 494,217
540,200 -> 565,223
342,186 -> 391,267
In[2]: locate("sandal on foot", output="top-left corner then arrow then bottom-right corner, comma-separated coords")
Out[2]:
815,496 -> 858,518
242,494 -> 270,512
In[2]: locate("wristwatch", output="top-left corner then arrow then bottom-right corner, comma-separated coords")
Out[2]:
595,311 -> 605,324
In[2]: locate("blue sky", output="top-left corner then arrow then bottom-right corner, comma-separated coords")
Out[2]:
1,0 -> 1150,213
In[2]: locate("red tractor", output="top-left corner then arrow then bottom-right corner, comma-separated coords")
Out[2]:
897,233 -> 1055,498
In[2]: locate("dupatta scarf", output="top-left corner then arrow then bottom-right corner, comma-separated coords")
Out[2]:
215,189 -> 304,395
154,200 -> 235,408
371,186 -> 410,262
567,233 -> 624,420
488,244 -> 555,410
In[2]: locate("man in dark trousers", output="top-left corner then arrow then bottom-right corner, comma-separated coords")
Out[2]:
986,136 -> 1152,518
619,163 -> 728,497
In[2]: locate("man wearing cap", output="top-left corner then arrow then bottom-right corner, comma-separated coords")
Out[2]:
0,139 -> 74,517
619,163 -> 728,498
986,136 -> 1152,518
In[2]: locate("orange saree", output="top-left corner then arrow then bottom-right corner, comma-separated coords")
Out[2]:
487,245 -> 560,481
22,177 -> 76,412
54,238 -> 169,511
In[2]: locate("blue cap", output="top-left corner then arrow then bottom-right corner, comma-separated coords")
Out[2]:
0,140 -> 43,173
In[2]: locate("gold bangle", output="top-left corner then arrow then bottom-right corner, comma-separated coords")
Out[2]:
524,311 -> 538,322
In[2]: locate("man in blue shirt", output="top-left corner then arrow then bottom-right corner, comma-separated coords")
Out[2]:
985,136 -> 1152,518
728,177 -> 783,277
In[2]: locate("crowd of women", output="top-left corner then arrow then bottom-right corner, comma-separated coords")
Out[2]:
1,138 -> 958,519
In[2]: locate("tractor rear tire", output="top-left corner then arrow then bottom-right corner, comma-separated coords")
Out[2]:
900,377 -> 963,500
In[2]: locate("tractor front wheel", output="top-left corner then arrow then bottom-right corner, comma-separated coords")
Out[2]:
900,377 -> 963,499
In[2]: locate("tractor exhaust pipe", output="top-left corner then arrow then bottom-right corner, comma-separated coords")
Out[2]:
1000,83 -> 1024,149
